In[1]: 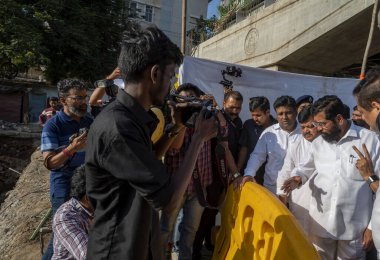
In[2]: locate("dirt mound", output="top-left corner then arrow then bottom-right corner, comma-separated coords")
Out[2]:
0,136 -> 38,205
0,151 -> 50,259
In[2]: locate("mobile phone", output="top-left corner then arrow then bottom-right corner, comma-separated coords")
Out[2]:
78,127 -> 89,136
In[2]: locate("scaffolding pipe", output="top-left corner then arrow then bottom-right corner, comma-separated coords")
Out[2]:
360,0 -> 380,79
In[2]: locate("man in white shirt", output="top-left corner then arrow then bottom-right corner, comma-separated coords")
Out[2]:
277,106 -> 319,234
237,95 -> 301,194
352,69 -> 380,258
283,95 -> 380,260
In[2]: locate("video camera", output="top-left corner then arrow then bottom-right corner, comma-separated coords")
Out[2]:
169,93 -> 218,128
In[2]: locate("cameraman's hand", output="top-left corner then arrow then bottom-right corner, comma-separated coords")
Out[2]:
167,100 -> 185,127
200,94 -> 218,109
193,108 -> 218,141
215,110 -> 227,128
106,67 -> 121,80
67,132 -> 87,153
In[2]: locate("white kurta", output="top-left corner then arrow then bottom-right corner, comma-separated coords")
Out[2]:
277,137 -> 314,234
292,124 -> 380,240
244,123 -> 302,194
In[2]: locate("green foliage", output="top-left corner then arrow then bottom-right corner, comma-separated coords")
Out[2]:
0,0 -> 130,83
187,15 -> 218,46
217,5 -> 230,18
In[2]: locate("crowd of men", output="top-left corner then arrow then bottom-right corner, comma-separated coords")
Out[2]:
39,23 -> 380,260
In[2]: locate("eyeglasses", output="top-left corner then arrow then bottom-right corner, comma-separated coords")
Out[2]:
66,95 -> 88,102
312,121 -> 328,127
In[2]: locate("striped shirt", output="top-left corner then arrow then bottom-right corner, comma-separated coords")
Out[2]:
52,198 -> 93,260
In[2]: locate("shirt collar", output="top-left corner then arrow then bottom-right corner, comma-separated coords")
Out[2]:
116,90 -> 156,126
340,121 -> 360,141
71,198 -> 93,218
221,109 -> 241,127
58,109 -> 74,122
274,122 -> 300,134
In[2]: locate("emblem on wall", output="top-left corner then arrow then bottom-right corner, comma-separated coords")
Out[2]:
244,28 -> 259,56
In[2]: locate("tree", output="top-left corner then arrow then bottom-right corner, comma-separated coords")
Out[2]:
0,0 -> 43,70
187,15 -> 218,47
0,0 -> 130,83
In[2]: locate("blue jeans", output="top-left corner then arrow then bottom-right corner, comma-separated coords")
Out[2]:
41,195 -> 68,260
160,194 -> 204,260
172,209 -> 183,252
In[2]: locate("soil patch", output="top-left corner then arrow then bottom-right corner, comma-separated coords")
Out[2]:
0,135 -> 50,259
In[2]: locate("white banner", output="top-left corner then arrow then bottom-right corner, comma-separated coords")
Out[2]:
179,56 -> 359,121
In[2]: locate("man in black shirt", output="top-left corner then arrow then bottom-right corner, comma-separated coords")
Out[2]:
238,96 -> 276,184
85,24 -> 218,260
222,91 -> 244,171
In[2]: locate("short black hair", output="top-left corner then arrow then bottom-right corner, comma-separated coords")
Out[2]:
176,83 -> 203,97
70,165 -> 86,200
118,23 -> 183,84
224,91 -> 243,102
297,106 -> 313,123
312,95 -> 345,121
57,79 -> 88,98
342,104 -> 350,119
353,69 -> 380,110
49,96 -> 59,101
273,96 -> 296,111
249,96 -> 270,112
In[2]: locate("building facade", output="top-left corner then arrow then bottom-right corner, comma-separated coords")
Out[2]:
128,0 -> 210,48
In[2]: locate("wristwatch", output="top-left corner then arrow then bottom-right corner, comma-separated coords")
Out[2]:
95,79 -> 114,88
233,172 -> 241,179
367,175 -> 379,185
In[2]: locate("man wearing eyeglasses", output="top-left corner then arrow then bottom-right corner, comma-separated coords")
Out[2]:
40,78 -> 93,260
283,95 -> 380,260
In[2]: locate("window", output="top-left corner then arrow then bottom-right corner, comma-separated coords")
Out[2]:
145,5 -> 153,22
129,1 -> 137,17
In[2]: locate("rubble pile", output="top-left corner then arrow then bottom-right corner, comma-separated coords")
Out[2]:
0,120 -> 33,132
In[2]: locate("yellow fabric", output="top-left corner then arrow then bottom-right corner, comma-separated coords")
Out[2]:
150,107 -> 164,144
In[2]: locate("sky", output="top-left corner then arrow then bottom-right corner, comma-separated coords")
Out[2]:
207,0 -> 221,18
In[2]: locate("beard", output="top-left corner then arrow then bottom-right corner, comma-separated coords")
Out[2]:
68,104 -> 87,117
321,123 -> 341,143
353,119 -> 368,128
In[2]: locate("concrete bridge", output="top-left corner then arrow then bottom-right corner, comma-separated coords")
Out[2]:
194,0 -> 380,75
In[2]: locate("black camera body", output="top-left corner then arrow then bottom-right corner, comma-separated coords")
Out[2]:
169,94 -> 217,128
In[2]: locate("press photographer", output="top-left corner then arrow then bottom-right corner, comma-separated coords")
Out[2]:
160,83 -> 232,259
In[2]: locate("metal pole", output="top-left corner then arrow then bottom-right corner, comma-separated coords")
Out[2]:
360,0 -> 379,79
181,0 -> 187,54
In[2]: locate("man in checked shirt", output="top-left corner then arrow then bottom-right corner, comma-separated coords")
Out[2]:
160,83 -> 227,260
52,165 -> 93,260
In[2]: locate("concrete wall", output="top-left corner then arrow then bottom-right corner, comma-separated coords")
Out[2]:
194,0 -> 378,74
